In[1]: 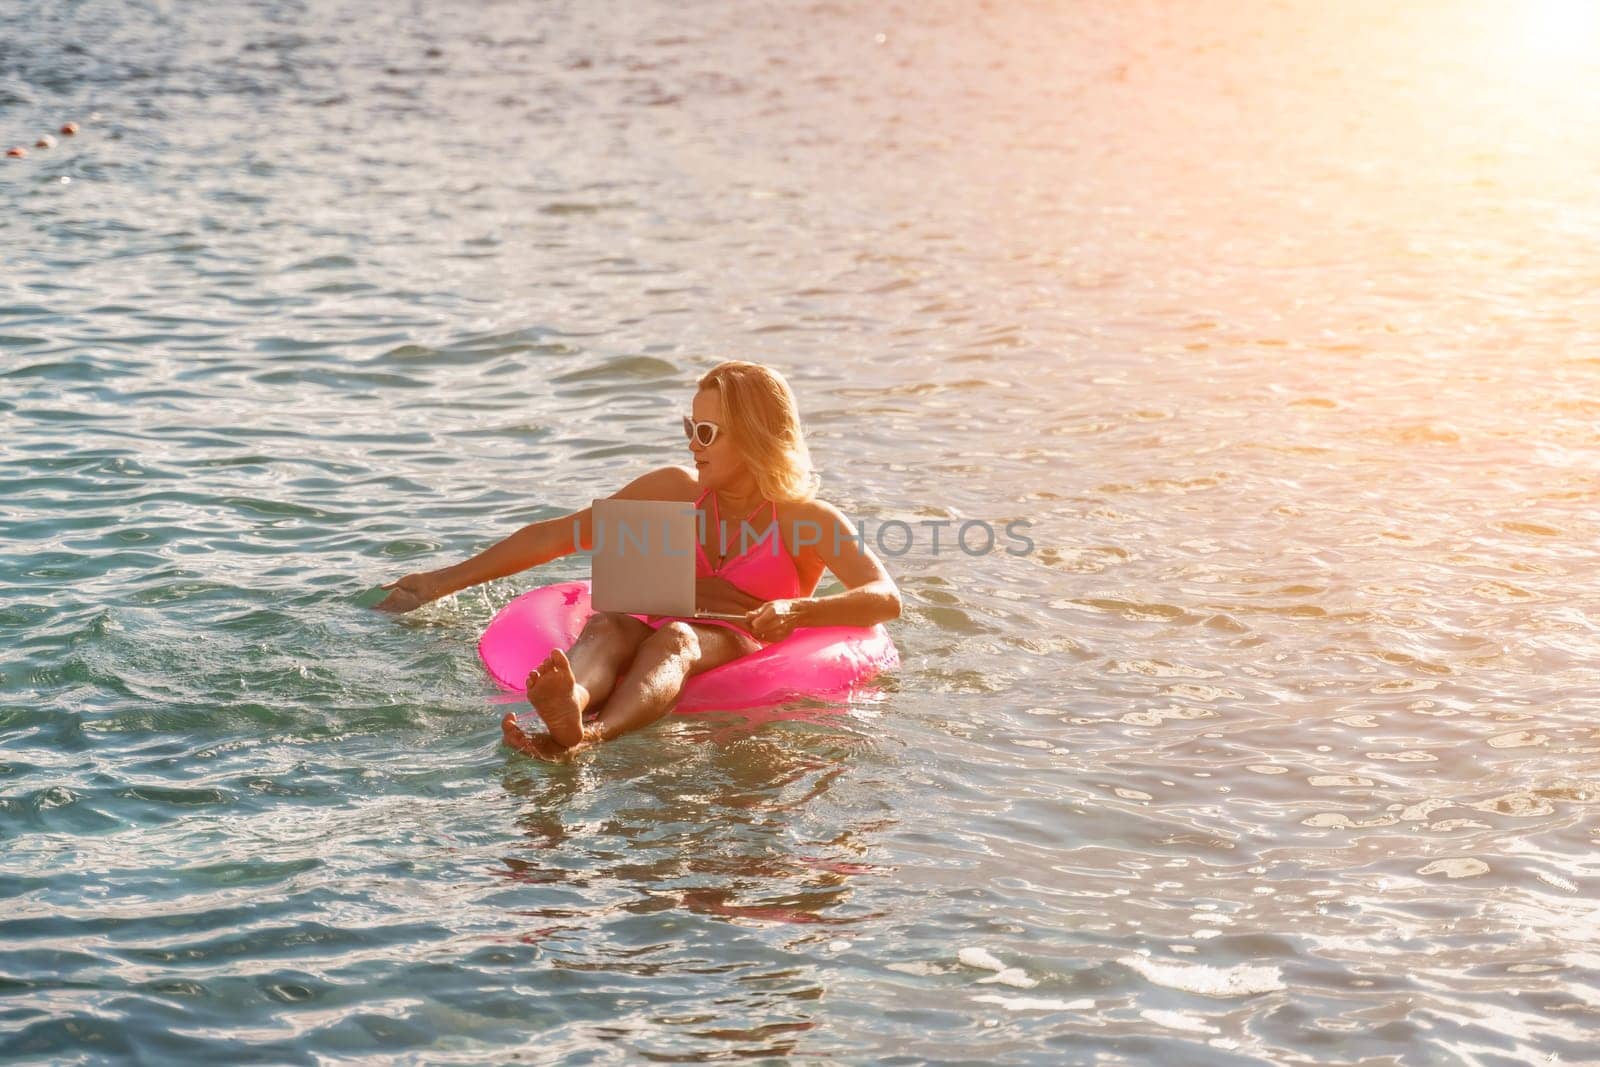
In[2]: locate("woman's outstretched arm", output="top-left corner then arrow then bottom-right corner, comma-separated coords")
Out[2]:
374,465 -> 694,613
375,520 -> 569,613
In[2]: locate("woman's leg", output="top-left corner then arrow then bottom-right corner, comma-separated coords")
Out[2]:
523,612 -> 651,748
587,622 -> 759,742
562,611 -> 652,713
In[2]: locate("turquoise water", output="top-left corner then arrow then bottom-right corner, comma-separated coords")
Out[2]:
6,0 -> 1600,1062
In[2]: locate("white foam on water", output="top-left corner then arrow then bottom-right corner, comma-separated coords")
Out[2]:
958,946 -> 1007,972
885,961 -> 944,976
1140,1009 -> 1220,1034
973,994 -> 1095,1012
1119,955 -> 1286,998
1417,857 -> 1490,879
975,967 -> 1039,989
1537,870 -> 1579,894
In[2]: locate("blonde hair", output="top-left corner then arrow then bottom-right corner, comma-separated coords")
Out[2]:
697,361 -> 820,503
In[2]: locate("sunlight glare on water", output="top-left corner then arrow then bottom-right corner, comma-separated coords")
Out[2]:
1512,0 -> 1600,70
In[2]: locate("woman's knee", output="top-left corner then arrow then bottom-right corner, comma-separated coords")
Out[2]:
638,621 -> 699,661
584,611 -> 645,641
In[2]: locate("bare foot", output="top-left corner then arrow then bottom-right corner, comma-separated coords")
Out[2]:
501,712 -> 573,761
526,648 -> 589,749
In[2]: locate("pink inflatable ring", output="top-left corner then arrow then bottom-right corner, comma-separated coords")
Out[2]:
478,580 -> 899,714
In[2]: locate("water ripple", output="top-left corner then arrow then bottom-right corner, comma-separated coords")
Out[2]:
5,0 -> 1600,1061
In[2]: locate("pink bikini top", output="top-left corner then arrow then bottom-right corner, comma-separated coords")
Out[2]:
694,488 -> 807,602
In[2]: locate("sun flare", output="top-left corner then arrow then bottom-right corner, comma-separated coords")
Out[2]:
1517,0 -> 1600,68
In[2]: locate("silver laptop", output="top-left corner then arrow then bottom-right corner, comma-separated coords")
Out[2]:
589,498 -> 749,621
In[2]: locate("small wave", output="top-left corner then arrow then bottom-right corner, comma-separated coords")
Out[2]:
1119,955 -> 1286,998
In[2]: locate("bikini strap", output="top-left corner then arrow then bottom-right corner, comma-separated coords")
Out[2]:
701,489 -> 721,561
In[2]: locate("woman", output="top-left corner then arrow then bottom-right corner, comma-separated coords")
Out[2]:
377,361 -> 902,761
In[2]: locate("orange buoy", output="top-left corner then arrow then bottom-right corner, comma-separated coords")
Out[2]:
6,146 -> 26,158
36,134 -> 56,149
60,122 -> 79,136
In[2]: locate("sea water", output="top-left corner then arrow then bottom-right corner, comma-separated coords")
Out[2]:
4,0 -> 1600,1061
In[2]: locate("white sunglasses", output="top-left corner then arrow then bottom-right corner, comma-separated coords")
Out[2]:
683,415 -> 723,447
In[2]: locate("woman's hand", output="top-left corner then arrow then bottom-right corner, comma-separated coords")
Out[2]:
743,598 -> 812,643
375,571 -> 440,614
695,575 -> 765,615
